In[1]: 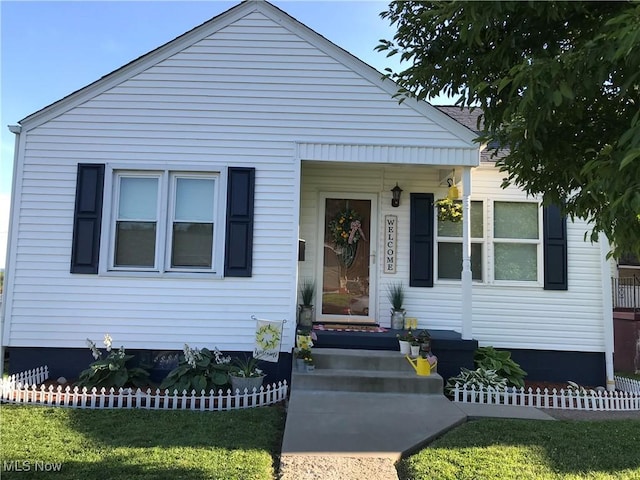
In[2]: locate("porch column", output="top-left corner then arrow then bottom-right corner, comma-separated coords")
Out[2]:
461,167 -> 473,340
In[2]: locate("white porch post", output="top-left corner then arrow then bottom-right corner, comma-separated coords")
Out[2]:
599,233 -> 615,391
461,167 -> 473,340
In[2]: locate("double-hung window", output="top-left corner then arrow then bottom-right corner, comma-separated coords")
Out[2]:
436,200 -> 542,284
493,201 -> 540,282
437,201 -> 484,281
111,171 -> 219,273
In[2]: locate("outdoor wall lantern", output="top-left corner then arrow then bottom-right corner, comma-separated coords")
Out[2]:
391,183 -> 403,207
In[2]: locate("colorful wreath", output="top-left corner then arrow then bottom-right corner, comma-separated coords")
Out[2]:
435,198 -> 463,223
328,209 -> 366,247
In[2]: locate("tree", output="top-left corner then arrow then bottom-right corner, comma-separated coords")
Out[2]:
377,1 -> 640,258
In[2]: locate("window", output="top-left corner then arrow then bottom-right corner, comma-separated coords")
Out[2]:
436,200 -> 542,284
111,171 -> 219,273
437,201 -> 483,281
493,202 -> 539,281
114,176 -> 159,268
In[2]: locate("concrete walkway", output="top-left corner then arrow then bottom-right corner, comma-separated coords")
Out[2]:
281,390 -> 553,460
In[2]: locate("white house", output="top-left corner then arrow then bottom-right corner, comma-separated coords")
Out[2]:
1,0 -> 614,387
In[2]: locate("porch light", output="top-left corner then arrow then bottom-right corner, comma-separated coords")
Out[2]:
391,183 -> 403,207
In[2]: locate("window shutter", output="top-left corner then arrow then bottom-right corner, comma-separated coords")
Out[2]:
224,167 -> 255,277
70,163 -> 105,274
410,193 -> 434,287
543,204 -> 568,290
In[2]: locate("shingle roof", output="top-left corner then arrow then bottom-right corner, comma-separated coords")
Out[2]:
436,106 -> 507,162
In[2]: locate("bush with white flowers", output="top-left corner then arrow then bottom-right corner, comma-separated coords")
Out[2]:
76,334 -> 150,389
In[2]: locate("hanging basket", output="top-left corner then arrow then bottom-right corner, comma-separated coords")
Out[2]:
435,198 -> 462,223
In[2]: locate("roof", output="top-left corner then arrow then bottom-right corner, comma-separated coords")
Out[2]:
437,106 -> 506,162
17,0 -> 478,148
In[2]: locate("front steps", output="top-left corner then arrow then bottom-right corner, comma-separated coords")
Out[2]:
291,348 -> 443,395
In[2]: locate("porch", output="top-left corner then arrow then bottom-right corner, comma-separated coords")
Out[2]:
311,326 -> 477,382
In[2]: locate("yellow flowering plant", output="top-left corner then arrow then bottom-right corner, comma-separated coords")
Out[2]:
435,198 -> 463,223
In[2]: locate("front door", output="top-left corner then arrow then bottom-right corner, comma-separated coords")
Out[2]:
317,194 -> 377,324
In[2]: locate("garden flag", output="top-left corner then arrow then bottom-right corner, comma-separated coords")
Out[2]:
253,317 -> 284,362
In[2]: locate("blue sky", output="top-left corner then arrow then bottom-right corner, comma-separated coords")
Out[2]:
0,0 -> 447,268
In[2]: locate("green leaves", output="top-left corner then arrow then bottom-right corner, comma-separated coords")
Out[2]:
474,346 -> 527,388
379,1 -> 640,258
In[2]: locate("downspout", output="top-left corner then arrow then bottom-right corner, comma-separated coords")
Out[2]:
599,232 -> 615,391
461,167 -> 472,340
0,125 -> 22,377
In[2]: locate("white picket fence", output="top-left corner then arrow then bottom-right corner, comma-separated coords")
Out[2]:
1,366 -> 288,411
452,376 -> 640,411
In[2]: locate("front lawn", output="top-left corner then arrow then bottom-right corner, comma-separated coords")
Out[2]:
398,418 -> 640,480
0,405 -> 285,480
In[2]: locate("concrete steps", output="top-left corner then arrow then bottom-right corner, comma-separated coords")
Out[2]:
292,348 -> 443,395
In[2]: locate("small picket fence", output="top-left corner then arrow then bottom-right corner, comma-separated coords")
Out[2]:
1,366 -> 288,411
452,375 -> 640,411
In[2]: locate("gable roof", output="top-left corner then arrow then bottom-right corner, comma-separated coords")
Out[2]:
18,0 -> 477,146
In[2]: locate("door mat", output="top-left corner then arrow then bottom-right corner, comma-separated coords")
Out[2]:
313,324 -> 388,333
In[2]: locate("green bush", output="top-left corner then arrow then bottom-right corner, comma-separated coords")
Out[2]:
445,367 -> 508,395
474,346 -> 527,388
76,335 -> 150,389
160,345 -> 232,393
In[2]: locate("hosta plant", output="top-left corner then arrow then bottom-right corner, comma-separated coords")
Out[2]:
445,367 -> 508,396
474,346 -> 527,388
76,334 -> 150,389
160,344 -> 232,393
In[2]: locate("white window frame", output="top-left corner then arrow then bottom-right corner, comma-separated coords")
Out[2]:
104,167 -> 223,276
490,199 -> 543,286
435,200 -> 485,283
435,199 -> 543,286
166,173 -> 218,272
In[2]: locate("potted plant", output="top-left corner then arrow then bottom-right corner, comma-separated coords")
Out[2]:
295,348 -> 312,372
417,330 -> 432,354
396,330 -> 414,355
229,355 -> 265,393
304,356 -> 315,372
435,198 -> 462,223
298,279 -> 315,327
387,282 -> 406,330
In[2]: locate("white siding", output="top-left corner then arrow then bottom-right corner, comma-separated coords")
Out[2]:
7,9 -> 473,352
300,163 -> 606,352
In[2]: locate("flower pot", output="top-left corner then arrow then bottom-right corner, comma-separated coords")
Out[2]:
305,364 -> 315,373
390,310 -> 405,330
230,374 -> 265,393
298,305 -> 314,327
410,345 -> 420,357
398,340 -> 411,355
295,358 -> 306,372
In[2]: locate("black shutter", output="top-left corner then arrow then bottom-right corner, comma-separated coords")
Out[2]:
410,193 -> 434,287
224,167 -> 255,277
70,163 -> 105,274
543,204 -> 568,290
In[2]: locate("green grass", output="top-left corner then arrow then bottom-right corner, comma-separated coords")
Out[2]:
0,405 -> 285,480
398,419 -> 640,480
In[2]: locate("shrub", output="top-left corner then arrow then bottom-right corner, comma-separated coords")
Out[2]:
445,367 -> 508,396
474,346 -> 527,388
160,344 -> 232,393
76,335 -> 150,389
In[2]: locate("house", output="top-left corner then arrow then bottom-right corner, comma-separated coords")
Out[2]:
1,0 -> 614,387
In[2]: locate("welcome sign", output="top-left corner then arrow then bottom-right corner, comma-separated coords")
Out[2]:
384,215 -> 397,274
253,318 -> 284,362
